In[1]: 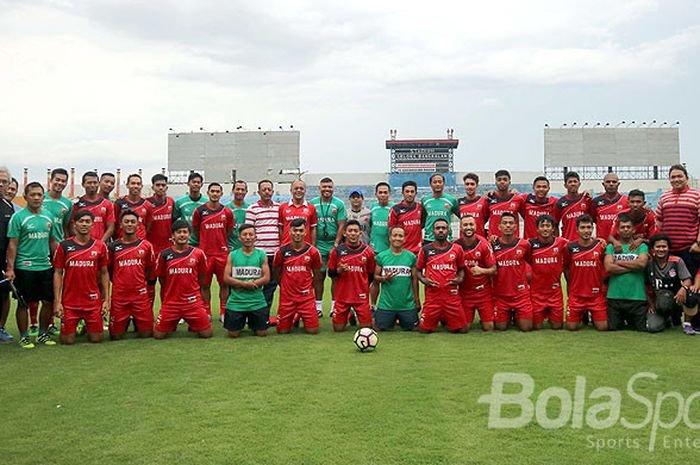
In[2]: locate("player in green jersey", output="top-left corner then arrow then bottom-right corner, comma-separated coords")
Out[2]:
369,182 -> 392,311
43,168 -> 72,242
226,180 -> 250,250
172,172 -> 207,246
421,173 -> 457,243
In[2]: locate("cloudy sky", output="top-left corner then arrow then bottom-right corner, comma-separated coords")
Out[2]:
1,0 -> 699,181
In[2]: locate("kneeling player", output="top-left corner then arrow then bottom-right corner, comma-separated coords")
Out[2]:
273,218 -> 322,334
563,215 -> 608,331
223,224 -> 270,337
53,210 -> 110,344
153,220 -> 213,339
373,226 -> 419,331
328,220 -> 376,331
417,219 -> 466,333
492,213 -> 533,331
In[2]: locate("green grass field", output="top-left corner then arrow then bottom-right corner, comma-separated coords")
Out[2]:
3,279 -> 700,465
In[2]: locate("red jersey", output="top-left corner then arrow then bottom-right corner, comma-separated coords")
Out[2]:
388,201 -> 423,254
487,192 -> 523,238
563,240 -> 606,298
114,196 -> 153,240
72,196 -> 116,241
146,196 -> 175,254
107,238 -> 155,295
492,238 -> 531,297
592,193 -> 628,240
54,238 -> 108,309
273,243 -> 322,303
416,242 -> 464,297
520,194 -> 558,239
555,194 -> 593,241
155,246 -> 207,308
278,201 -> 317,244
192,203 -> 235,257
454,196 -> 489,237
611,210 -> 657,240
456,236 -> 496,297
526,237 -> 567,295
327,243 -> 376,303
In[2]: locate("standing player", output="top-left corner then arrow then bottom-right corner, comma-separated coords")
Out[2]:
369,182 -> 392,311
563,215 -> 608,331
416,218 -> 466,333
108,210 -> 156,339
172,172 -> 208,245
53,210 -> 109,345
153,220 -> 213,339
310,177 -> 346,318
73,171 -> 115,242
373,226 -> 419,331
99,172 -> 116,200
0,166 -> 15,343
223,224 -> 270,338
279,179 -> 317,245
114,173 -> 152,240
388,181 -> 423,255
491,212 -> 532,331
192,182 -> 235,320
421,173 -> 457,244
592,173 -> 627,241
527,214 -> 568,330
146,174 -> 175,256
520,176 -> 557,240
487,170 -> 524,240
273,218 -> 323,334
6,182 -> 59,348
346,190 -> 371,245
555,171 -> 594,241
226,180 -> 250,251
44,168 -> 72,241
453,173 -> 489,238
327,220 -> 376,332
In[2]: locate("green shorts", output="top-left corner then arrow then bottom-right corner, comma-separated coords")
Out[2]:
316,241 -> 334,272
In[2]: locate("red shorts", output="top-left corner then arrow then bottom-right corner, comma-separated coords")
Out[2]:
110,296 -> 153,334
567,294 -> 607,323
155,303 -> 211,333
531,291 -> 564,325
461,293 -> 495,325
332,301 -> 372,326
494,293 -> 533,323
419,292 -> 466,332
61,306 -> 102,335
203,255 -> 227,286
277,299 -> 318,332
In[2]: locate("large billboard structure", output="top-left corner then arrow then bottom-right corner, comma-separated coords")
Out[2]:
386,129 -> 459,187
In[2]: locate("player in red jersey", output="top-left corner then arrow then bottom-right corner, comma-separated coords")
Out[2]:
153,220 -> 213,339
388,180 -> 423,255
456,215 -> 497,331
592,173 -> 627,241
487,169 -> 524,240
563,214 -> 608,331
555,171 -> 594,241
492,212 -> 533,331
53,210 -> 110,344
453,173 -> 489,238
146,174 -> 175,255
416,218 -> 466,333
108,210 -> 156,339
278,179 -> 317,245
609,189 -> 656,246
273,218 -> 323,334
327,220 -> 376,331
72,171 -> 115,242
526,214 -> 568,330
520,176 -> 558,240
99,172 -> 116,200
114,173 -> 153,240
192,182 -> 235,319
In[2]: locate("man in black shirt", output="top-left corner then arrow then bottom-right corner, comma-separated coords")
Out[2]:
0,166 -> 15,342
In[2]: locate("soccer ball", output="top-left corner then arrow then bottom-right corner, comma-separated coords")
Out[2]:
353,327 -> 378,352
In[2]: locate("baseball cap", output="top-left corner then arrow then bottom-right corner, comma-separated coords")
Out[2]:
349,189 -> 363,198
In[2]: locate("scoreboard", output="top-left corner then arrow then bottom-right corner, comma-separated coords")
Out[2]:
386,139 -> 459,174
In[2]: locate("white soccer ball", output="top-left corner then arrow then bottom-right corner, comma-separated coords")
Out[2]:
353,327 -> 378,352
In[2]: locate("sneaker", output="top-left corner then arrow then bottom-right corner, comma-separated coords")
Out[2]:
178,318 -> 186,325
0,328 -> 13,343
37,333 -> 57,346
349,312 -> 357,327
683,323 -> 696,336
317,309 -> 324,319
19,336 -> 35,349
47,324 -> 59,336
29,325 -> 39,337
219,314 -> 225,323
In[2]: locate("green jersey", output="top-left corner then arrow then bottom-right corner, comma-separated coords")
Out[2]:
605,243 -> 649,301
310,196 -> 346,254
173,194 -> 208,245
369,202 -> 391,253
43,192 -> 72,241
421,194 -> 457,242
7,208 -> 57,271
226,201 -> 250,250
376,249 -> 417,311
226,248 -> 267,311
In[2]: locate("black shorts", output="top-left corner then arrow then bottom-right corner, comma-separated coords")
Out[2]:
374,308 -> 418,331
607,299 -> 647,331
14,268 -> 54,304
224,308 -> 268,332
